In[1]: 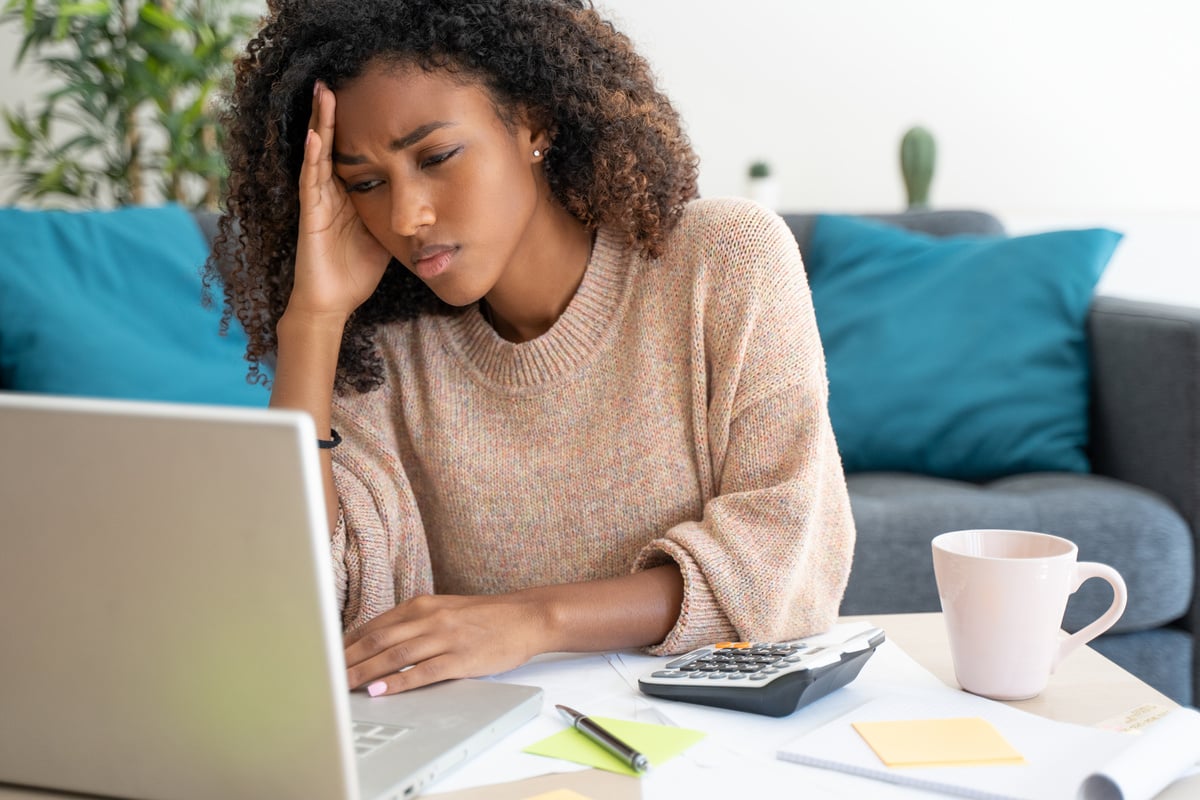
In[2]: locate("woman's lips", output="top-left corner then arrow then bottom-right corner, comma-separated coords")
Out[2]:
412,246 -> 457,281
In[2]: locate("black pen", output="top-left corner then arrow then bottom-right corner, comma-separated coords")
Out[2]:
556,704 -> 649,773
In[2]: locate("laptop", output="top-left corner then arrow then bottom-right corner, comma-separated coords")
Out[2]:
0,392 -> 542,800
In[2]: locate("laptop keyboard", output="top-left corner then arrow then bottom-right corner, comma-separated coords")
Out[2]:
352,720 -> 412,758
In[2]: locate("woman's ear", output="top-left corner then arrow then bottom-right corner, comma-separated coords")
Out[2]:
531,131 -> 551,161
520,106 -> 554,161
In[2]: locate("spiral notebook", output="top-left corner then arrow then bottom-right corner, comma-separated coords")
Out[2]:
777,683 -> 1200,800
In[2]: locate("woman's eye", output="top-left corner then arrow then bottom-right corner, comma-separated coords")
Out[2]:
422,147 -> 461,169
345,178 -> 383,194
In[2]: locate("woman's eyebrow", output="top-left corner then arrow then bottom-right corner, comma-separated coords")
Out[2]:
332,121 -> 457,165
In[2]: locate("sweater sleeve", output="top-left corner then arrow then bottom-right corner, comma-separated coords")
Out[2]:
633,200 -> 856,654
329,407 -> 434,631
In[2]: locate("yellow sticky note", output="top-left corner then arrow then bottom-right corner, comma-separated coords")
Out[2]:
852,717 -> 1025,768
523,716 -> 705,776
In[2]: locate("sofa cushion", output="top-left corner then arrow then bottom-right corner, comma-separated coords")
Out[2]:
842,472 -> 1192,635
805,214 -> 1121,481
783,208 -> 1007,260
0,204 -> 268,406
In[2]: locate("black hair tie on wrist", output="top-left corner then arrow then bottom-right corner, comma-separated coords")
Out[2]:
317,429 -> 342,450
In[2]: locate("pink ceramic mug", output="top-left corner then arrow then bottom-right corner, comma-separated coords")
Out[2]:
931,529 -> 1127,700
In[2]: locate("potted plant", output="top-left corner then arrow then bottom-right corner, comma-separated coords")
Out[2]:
746,159 -> 780,211
900,125 -> 936,209
0,0 -> 256,209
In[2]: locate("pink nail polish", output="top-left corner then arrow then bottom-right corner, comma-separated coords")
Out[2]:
367,681 -> 388,697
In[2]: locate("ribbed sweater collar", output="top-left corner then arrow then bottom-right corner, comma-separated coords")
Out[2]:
438,227 -> 631,390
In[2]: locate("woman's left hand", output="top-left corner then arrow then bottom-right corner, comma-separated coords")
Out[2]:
343,593 -> 549,695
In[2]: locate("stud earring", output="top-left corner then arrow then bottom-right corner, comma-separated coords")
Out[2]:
533,149 -> 542,158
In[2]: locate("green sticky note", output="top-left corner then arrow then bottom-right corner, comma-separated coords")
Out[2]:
523,717 -> 706,776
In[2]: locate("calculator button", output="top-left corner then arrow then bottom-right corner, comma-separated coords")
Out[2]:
651,671 -> 680,678
749,673 -> 769,680
726,673 -> 747,680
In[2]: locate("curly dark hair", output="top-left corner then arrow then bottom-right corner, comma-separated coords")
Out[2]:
207,0 -> 699,394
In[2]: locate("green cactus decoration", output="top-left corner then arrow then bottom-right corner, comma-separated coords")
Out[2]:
900,126 -> 936,209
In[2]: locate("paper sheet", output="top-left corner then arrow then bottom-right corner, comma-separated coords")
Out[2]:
427,652 -> 667,794
523,717 -> 705,776
779,690 -> 1130,799
853,717 -> 1025,768
1078,706 -> 1200,800
778,688 -> 1200,800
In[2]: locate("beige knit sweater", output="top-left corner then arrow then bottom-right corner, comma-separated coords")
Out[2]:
329,197 -> 854,655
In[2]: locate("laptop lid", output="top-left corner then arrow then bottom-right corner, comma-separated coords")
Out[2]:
0,393 -> 540,800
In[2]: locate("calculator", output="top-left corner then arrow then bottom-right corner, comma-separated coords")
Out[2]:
637,626 -> 885,717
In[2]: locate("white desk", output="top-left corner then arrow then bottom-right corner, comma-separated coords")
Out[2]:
427,612 -> 1199,799
850,613 -> 1182,726
2,612 -> 1195,799
851,613 -> 1199,799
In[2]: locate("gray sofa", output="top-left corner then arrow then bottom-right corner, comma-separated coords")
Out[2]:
782,209 -> 1198,707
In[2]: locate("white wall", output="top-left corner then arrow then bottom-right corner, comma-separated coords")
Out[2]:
0,25 -> 45,104
595,0 -> 1200,305
3,2 -> 1198,303
1,25 -> 52,206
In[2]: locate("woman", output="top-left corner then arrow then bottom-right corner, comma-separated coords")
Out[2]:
210,0 -> 854,698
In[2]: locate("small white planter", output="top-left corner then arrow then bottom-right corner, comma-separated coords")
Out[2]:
747,175 -> 780,211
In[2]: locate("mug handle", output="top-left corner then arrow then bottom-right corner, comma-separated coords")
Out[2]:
1053,562 -> 1128,670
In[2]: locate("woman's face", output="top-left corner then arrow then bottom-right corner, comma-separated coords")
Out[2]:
331,62 -> 549,306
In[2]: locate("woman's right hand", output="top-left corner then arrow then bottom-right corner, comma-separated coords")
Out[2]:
290,81 -> 393,321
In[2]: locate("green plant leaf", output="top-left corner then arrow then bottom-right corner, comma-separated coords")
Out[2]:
57,1 -> 110,19
1,0 -> 254,208
138,3 -> 187,32
50,2 -> 108,39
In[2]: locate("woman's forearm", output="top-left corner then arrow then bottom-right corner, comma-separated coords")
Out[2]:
270,310 -> 347,534
341,563 -> 686,694
524,563 -> 685,653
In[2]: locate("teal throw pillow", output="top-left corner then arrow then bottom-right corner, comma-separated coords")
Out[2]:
0,204 -> 268,406
806,213 -> 1121,481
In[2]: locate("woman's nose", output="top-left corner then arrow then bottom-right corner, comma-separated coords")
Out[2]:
389,183 -> 435,237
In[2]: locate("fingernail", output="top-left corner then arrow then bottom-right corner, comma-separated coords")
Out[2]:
367,681 -> 388,697
313,81 -> 320,96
